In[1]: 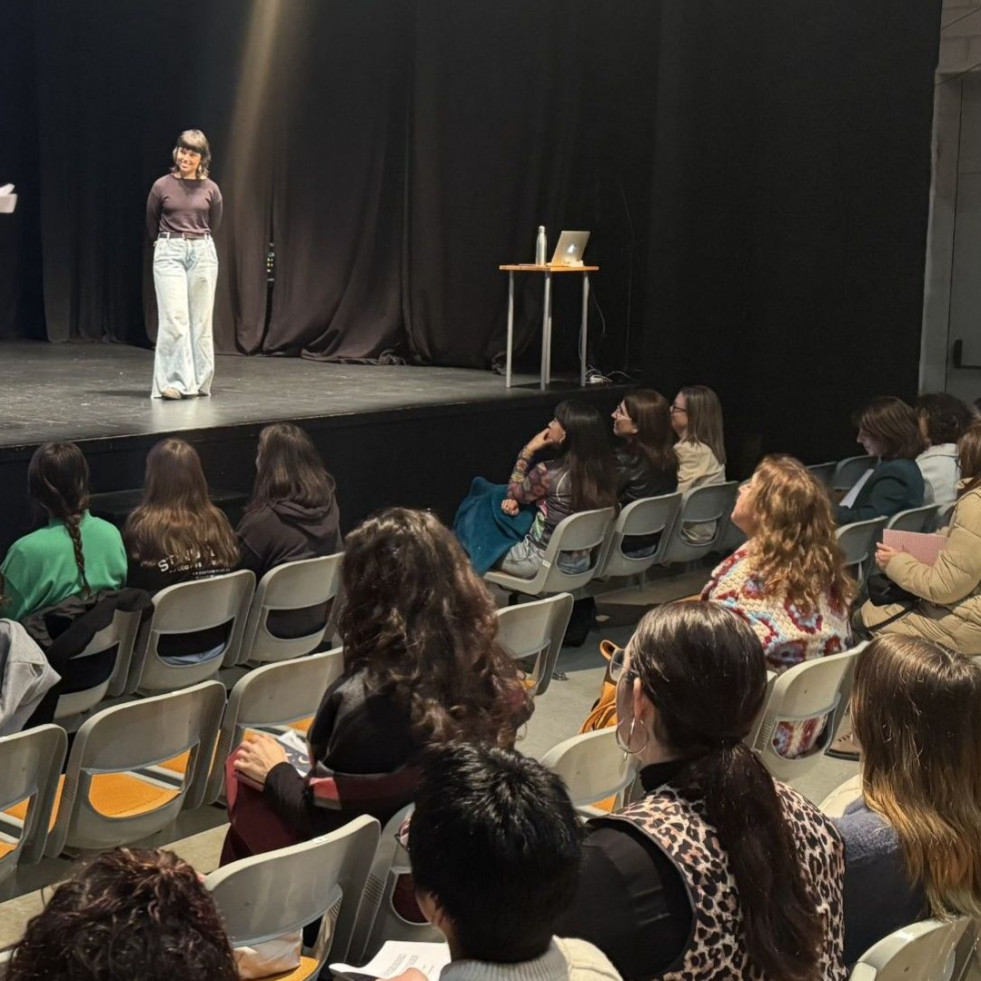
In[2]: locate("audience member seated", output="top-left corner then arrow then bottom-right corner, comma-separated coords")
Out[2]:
915,392 -> 973,510
670,385 -> 726,544
556,602 -> 847,980
124,437 -> 239,592
391,743 -> 620,981
611,390 -> 678,503
223,508 -> 533,863
0,442 -> 126,622
835,397 -> 925,525
702,455 -> 854,757
236,422 -> 342,579
499,401 -> 617,578
4,847 -> 238,981
859,420 -> 981,653
835,635 -> 981,964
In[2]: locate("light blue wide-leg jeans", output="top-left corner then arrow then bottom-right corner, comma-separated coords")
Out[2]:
151,236 -> 218,398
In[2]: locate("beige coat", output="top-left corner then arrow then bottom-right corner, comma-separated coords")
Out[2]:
862,487 -> 981,653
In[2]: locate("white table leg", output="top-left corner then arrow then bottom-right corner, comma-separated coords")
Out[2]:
580,274 -> 589,387
506,272 -> 515,388
541,271 -> 552,390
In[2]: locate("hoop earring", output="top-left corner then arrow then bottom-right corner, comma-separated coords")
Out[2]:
615,716 -> 649,757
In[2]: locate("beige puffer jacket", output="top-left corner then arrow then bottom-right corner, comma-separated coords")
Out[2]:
885,486 -> 981,652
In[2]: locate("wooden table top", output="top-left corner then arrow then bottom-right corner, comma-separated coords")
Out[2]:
499,263 -> 599,272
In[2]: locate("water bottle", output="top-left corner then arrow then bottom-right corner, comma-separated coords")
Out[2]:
535,225 -> 547,265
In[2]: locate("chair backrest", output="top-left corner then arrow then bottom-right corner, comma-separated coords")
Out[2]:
0,724 -> 67,878
206,814 -> 380,968
659,481 -> 739,565
806,461 -> 837,487
750,644 -> 864,784
127,571 -> 255,693
531,507 -> 616,594
349,804 -> 443,963
848,918 -> 971,981
205,647 -> 345,804
541,728 -> 637,810
836,517 -> 888,579
495,594 -> 573,696
596,493 -> 683,578
47,680 -> 225,856
885,504 -> 939,535
833,454 -> 876,492
933,501 -> 957,531
236,553 -> 344,667
55,608 -> 143,720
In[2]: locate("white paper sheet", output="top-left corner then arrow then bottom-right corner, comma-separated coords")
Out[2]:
330,941 -> 451,981
839,468 -> 874,508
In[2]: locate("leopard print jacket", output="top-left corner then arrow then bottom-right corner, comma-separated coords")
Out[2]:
597,780 -> 847,980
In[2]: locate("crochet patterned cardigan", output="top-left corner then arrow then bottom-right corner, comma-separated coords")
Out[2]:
702,544 -> 852,757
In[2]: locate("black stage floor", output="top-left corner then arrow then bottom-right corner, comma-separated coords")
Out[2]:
0,341 -> 627,550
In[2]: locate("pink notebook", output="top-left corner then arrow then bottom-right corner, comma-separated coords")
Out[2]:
882,529 -> 947,565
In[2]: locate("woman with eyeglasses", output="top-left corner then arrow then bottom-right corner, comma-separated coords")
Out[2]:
611,390 -> 678,504
557,602 -> 847,980
670,385 -> 726,544
146,129 -> 222,400
835,397 -> 924,525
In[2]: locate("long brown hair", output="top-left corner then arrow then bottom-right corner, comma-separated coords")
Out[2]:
679,385 -> 726,464
958,421 -> 981,498
622,389 -> 678,474
124,438 -> 238,568
853,636 -> 981,918
337,508 -> 531,748
630,602 -> 825,980
554,400 -> 618,511
746,455 -> 855,609
247,423 -> 336,512
28,441 -> 92,597
6,847 -> 238,981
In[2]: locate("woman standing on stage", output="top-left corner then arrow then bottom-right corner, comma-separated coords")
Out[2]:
146,129 -> 222,400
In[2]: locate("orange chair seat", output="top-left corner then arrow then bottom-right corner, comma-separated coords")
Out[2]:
0,838 -> 17,860
288,716 -> 314,735
264,956 -> 320,980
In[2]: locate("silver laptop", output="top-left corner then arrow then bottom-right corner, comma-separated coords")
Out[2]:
550,230 -> 590,266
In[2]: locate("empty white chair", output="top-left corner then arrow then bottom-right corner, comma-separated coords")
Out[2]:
349,804 -> 442,963
206,814 -> 381,975
0,724 -> 66,882
833,454 -> 876,493
658,481 -> 739,565
126,570 -> 255,693
234,553 -> 344,667
885,504 -> 939,535
836,517 -> 888,580
45,680 -> 225,856
541,728 -> 637,812
848,918 -> 971,981
495,593 -> 573,696
594,492 -> 682,579
749,644 -> 864,785
806,461 -> 837,487
205,647 -> 344,804
484,507 -> 615,597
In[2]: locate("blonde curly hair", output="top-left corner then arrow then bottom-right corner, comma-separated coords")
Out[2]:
743,455 -> 855,610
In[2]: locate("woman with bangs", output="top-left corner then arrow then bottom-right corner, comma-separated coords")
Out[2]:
835,635 -> 981,963
702,455 -> 854,757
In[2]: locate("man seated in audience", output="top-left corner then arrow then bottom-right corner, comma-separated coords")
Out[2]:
391,742 -> 621,981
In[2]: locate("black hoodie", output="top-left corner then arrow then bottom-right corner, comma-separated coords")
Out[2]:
236,498 -> 343,582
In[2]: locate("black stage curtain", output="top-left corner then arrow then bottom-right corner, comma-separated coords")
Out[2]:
642,0 -> 942,470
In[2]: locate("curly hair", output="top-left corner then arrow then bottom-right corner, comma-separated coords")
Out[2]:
338,508 -> 532,748
5,847 -> 238,981
744,455 -> 855,610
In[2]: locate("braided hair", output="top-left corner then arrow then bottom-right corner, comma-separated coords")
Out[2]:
28,442 -> 92,597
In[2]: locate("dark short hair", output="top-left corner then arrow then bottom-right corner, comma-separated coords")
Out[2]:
916,393 -> 974,446
856,397 -> 923,460
408,743 -> 581,963
6,848 -> 238,981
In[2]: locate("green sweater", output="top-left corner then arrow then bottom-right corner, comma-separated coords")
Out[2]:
0,512 -> 127,621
